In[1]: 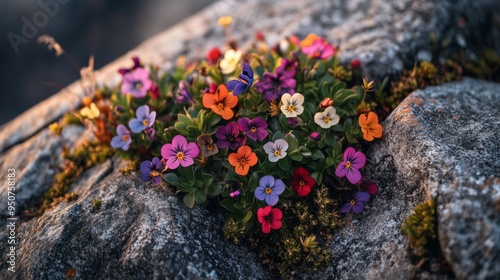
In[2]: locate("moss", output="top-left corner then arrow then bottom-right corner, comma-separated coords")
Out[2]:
223,219 -> 248,245
92,198 -> 102,209
249,185 -> 341,278
401,199 -> 438,258
34,140 -> 114,216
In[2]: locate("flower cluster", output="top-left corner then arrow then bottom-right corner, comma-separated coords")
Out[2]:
101,30 -> 384,275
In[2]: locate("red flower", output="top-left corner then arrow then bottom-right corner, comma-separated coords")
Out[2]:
351,59 -> 361,69
256,31 -> 265,41
257,206 -> 283,234
206,47 -> 222,64
291,167 -> 316,196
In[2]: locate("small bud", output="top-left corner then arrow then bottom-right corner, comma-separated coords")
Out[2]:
351,59 -> 361,68
309,132 -> 321,141
320,97 -> 334,108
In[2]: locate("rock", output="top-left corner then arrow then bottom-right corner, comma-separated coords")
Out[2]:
1,160 -> 270,279
1,0 -> 499,278
311,78 -> 500,279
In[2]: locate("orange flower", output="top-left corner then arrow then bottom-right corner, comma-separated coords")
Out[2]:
300,33 -> 320,48
202,84 -> 238,120
228,146 -> 258,176
359,112 -> 383,141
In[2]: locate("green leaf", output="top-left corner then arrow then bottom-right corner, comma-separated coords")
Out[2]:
178,166 -> 194,180
195,190 -> 207,204
164,173 -> 180,184
278,157 -> 292,171
286,135 -> 299,151
183,192 -> 195,208
289,151 -> 304,162
241,210 -> 253,224
220,199 -> 240,213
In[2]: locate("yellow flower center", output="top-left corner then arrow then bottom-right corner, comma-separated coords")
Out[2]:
274,150 -> 281,156
313,51 -> 321,57
288,105 -> 295,112
135,83 -> 143,90
299,180 -> 305,186
323,116 -> 330,124
176,152 -> 185,160
265,187 -> 273,194
149,170 -> 160,177
217,103 -> 225,110
122,135 -> 129,141
350,199 -> 356,206
250,127 -> 257,133
346,161 -> 351,169
206,144 -> 214,151
239,158 -> 247,165
142,119 -> 149,126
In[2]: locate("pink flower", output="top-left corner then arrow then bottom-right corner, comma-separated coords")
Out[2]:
301,36 -> 335,59
335,147 -> 366,184
121,67 -> 152,98
257,206 -> 283,234
161,135 -> 200,169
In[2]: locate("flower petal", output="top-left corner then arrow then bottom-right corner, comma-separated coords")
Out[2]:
261,222 -> 271,234
255,186 -> 267,201
343,147 -> 356,162
265,193 -> 279,206
184,142 -> 200,158
226,79 -> 239,90
340,202 -> 352,213
129,118 -> 145,133
179,157 -> 194,167
346,167 -> 362,184
172,135 -> 188,150
355,191 -> 370,203
351,151 -> 366,169
273,179 -> 286,194
335,163 -> 348,178
136,105 -> 150,120
352,202 -> 365,214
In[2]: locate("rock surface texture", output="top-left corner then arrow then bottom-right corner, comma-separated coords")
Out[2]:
1,0 -> 500,279
310,78 -> 500,279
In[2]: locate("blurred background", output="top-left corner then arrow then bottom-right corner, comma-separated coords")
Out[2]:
0,0 -> 216,125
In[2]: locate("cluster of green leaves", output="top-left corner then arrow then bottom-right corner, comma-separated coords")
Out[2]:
401,199 -> 438,258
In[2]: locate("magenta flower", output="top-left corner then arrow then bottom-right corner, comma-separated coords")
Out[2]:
121,67 -> 152,98
229,190 -> 241,198
362,179 -> 378,195
226,62 -> 254,96
254,68 -> 296,101
254,175 -> 285,206
216,122 -> 246,150
129,105 -> 156,133
302,38 -> 335,59
110,124 -> 131,151
118,56 -> 141,75
140,157 -> 165,185
335,147 -> 366,184
309,132 -> 321,141
237,117 -> 268,142
160,135 -> 200,169
275,59 -> 296,78
340,191 -> 370,214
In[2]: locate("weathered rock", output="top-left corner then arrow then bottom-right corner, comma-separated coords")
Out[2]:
1,160 -> 270,279
1,0 -> 500,279
311,78 -> 500,279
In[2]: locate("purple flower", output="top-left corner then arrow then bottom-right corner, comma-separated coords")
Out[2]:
118,56 -> 141,75
121,67 -> 152,98
237,117 -> 268,142
140,157 -> 166,185
110,124 -> 132,151
176,81 -> 194,103
160,135 -> 200,169
340,191 -> 370,214
227,62 -> 254,96
275,59 -> 296,78
254,175 -> 285,206
335,147 -> 366,184
216,122 -> 246,150
129,105 -> 156,133
254,68 -> 296,102
229,190 -> 241,198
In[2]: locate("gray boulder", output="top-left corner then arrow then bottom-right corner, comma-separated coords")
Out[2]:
313,78 -> 500,279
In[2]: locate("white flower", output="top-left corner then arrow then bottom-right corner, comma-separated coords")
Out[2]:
314,106 -> 340,128
219,49 -> 242,74
280,93 -> 304,118
263,139 -> 289,162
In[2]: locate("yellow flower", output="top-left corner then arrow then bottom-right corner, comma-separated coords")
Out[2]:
362,78 -> 374,92
80,103 -> 100,119
217,16 -> 233,27
219,49 -> 242,75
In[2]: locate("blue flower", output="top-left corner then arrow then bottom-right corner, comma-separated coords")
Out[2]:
254,175 -> 285,206
129,105 -> 156,133
226,62 -> 254,96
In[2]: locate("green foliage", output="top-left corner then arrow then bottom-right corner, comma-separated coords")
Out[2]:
401,200 -> 438,258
